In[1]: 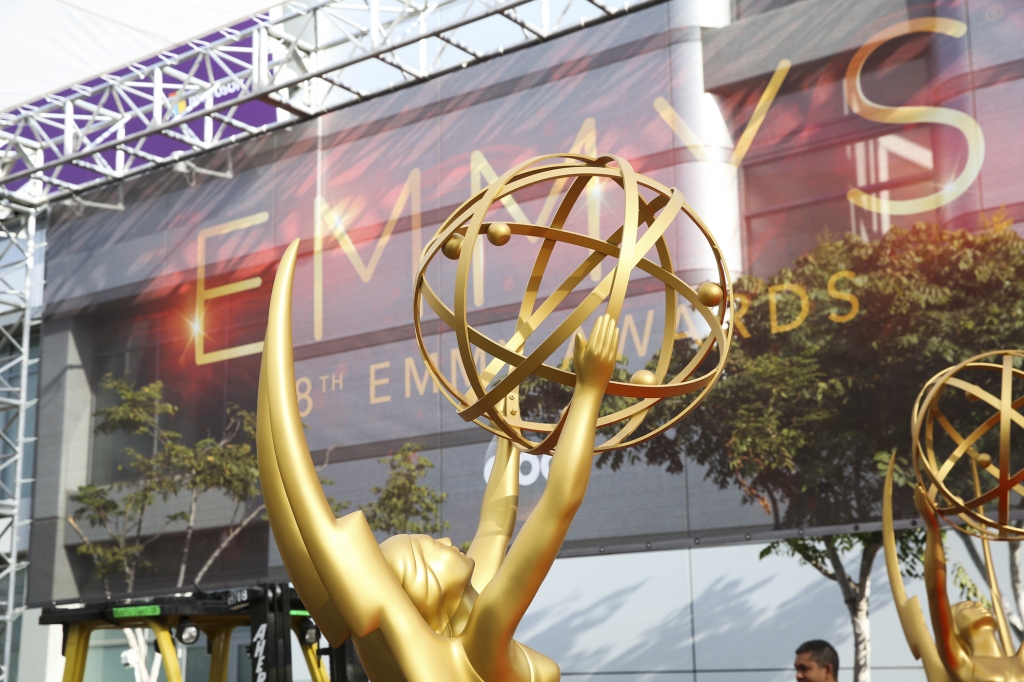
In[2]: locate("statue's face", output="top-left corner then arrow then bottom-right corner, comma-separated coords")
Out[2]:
953,602 -> 1003,657
381,534 -> 476,635
419,536 -> 475,601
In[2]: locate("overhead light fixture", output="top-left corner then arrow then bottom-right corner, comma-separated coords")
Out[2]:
175,618 -> 200,645
299,618 -> 320,645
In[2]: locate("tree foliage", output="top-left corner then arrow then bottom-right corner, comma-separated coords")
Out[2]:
69,375 -> 179,594
361,444 -> 449,536
168,403 -> 265,587
638,221 -> 1024,529
69,374 -> 266,593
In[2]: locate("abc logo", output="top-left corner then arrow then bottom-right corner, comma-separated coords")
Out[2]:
482,437 -> 552,486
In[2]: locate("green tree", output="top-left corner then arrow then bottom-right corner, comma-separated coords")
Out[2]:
627,220 -> 1024,682
171,404 -> 265,587
69,375 -> 267,593
68,376 -> 178,595
361,444 -> 449,536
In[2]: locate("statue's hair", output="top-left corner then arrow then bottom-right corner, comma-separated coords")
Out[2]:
380,534 -> 450,634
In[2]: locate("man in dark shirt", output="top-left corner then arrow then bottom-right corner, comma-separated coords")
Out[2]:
795,640 -> 839,682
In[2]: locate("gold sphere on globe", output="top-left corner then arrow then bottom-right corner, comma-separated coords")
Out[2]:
697,282 -> 724,307
630,369 -> 657,386
912,349 -> 1024,541
413,153 -> 733,455
442,234 -> 464,260
487,222 -> 512,246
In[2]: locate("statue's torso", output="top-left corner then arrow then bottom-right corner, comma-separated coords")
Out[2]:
967,656 -> 1024,682
351,630 -> 559,682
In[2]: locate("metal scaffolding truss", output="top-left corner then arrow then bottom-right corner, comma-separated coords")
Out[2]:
0,203 -> 40,682
0,0 -> 643,211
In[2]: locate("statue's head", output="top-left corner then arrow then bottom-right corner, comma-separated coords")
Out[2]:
380,534 -> 476,635
952,601 -> 1002,656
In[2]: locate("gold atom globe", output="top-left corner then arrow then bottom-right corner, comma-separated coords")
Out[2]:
413,153 -> 734,455
912,350 -> 1024,540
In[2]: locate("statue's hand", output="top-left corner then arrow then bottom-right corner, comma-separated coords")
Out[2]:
914,485 -> 940,532
573,314 -> 619,396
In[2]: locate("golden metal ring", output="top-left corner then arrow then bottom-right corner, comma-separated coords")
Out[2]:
413,154 -> 733,455
912,350 -> 1024,540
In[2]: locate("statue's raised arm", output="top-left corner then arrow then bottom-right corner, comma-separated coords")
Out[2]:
914,486 -> 974,678
463,315 -> 618,677
465,434 -> 520,593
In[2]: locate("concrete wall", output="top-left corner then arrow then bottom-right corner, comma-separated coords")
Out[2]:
29,317 -> 96,605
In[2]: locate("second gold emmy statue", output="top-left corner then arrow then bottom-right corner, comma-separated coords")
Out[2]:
884,351 -> 1024,682
257,154 -> 733,680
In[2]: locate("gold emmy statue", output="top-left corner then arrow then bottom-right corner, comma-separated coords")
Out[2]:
258,153 -> 732,681
883,350 -> 1024,682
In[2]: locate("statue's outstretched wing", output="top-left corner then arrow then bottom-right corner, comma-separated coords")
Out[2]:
258,239 -> 422,646
258,239 -> 356,644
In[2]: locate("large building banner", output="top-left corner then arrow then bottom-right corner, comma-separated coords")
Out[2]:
33,0 -> 1024,598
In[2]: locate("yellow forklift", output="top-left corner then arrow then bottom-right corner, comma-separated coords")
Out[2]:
40,583 -> 357,682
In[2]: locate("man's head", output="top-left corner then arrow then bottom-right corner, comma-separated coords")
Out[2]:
380,534 -> 475,635
794,640 -> 838,682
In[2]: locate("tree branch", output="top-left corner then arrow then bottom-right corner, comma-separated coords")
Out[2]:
192,502 -> 265,586
824,535 -> 858,613
858,539 -> 881,600
787,540 -> 836,581
67,516 -> 91,544
176,489 -> 200,588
